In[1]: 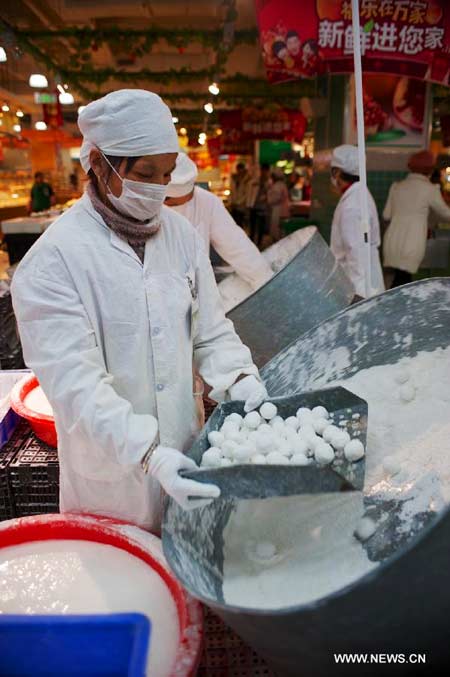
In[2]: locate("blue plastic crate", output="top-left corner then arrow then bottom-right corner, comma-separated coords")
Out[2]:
0,613 -> 151,677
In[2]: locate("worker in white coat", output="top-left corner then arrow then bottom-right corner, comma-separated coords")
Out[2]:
330,144 -> 384,300
11,89 -> 268,532
165,153 -> 273,290
383,150 -> 450,287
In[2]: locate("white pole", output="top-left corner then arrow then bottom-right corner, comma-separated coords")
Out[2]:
351,0 -> 371,298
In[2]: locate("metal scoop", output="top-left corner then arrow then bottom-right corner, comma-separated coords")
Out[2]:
181,387 -> 367,500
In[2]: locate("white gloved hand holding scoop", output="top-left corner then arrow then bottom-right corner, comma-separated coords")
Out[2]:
228,375 -> 268,413
148,446 -> 220,510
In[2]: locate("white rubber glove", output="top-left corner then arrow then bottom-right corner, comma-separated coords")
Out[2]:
148,446 -> 220,511
228,375 -> 268,413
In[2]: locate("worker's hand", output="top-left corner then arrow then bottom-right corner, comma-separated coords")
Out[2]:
228,374 -> 268,413
148,446 -> 220,511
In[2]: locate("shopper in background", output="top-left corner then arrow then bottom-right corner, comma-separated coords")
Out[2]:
288,171 -> 304,202
267,168 -> 290,242
383,150 -> 450,287
247,163 -> 271,247
29,172 -> 55,213
165,153 -> 272,289
329,144 -> 384,299
12,90 -> 267,532
230,162 -> 251,226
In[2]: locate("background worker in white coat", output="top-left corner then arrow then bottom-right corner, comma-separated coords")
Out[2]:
329,144 -> 384,300
11,89 -> 268,533
165,152 -> 272,290
383,150 -> 450,287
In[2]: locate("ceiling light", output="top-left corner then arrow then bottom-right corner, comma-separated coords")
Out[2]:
35,121 -> 47,131
204,102 -> 214,114
77,105 -> 86,115
179,127 -> 187,135
2,104 -> 9,112
13,124 -> 21,133
59,92 -> 74,105
16,110 -> 24,118
29,74 -> 49,88
198,134 -> 206,146
57,84 -> 65,95
216,127 -> 223,136
0,47 -> 7,63
208,82 -> 220,96
172,116 -> 179,124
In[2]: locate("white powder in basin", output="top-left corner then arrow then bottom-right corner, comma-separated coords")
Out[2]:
24,385 -> 53,417
223,346 -> 450,609
0,540 -> 179,677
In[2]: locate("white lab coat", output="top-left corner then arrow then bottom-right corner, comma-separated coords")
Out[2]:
169,186 -> 272,289
383,173 -> 450,274
330,181 -> 384,298
11,193 -> 258,531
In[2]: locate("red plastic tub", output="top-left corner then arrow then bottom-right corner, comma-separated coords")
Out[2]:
0,513 -> 203,676
10,374 -> 57,448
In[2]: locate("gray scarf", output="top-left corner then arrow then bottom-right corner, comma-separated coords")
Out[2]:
87,182 -> 160,262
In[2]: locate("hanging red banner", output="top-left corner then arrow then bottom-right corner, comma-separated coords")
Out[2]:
255,0 -> 450,84
218,107 -> 307,154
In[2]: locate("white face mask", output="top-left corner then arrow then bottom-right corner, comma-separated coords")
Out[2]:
101,153 -> 167,222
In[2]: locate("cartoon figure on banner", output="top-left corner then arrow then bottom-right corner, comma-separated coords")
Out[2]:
261,20 -> 324,78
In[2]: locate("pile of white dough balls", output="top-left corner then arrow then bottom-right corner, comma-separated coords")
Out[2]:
200,403 -> 365,468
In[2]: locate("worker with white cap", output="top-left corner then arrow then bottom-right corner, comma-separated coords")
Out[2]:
329,144 -> 384,299
11,89 -> 268,532
165,153 -> 272,290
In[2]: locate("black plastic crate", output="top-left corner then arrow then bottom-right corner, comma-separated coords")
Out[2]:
9,432 -> 59,517
0,420 -> 31,521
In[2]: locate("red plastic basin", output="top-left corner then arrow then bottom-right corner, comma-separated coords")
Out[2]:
10,374 -> 57,448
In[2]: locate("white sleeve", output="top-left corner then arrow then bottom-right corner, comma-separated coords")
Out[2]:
209,195 -> 272,289
192,235 -> 259,402
339,206 -> 367,298
11,259 -> 158,470
429,185 -> 450,223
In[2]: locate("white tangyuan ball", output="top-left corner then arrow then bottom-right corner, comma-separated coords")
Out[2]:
284,427 -> 299,443
269,415 -> 284,428
277,438 -> 292,457
244,411 -> 261,429
395,367 -> 410,385
322,425 -> 341,444
226,430 -> 243,444
399,383 -> 415,403
344,439 -> 365,462
291,436 -> 309,456
201,447 -> 222,467
266,452 -> 290,465
290,453 -> 311,466
221,440 -> 238,459
256,434 -> 274,454
312,417 -> 329,435
285,416 -> 300,431
312,406 -> 329,419
221,421 -> 240,437
240,427 -> 250,440
208,431 -> 225,448
233,445 -> 254,463
314,442 -> 335,465
296,407 -> 313,423
258,423 -> 273,435
259,402 -> 278,420
248,430 -> 261,445
331,430 -> 351,450
354,517 -> 376,541
225,412 -> 243,427
221,458 -> 233,468
251,453 -> 267,465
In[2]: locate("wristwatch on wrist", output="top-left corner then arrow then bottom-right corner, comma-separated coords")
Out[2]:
141,435 -> 160,474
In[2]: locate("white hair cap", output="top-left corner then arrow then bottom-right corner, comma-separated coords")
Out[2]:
78,89 -> 179,173
166,152 -> 198,198
331,144 -> 360,176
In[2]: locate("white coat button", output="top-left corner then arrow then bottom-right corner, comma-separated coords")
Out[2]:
156,383 -> 164,392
